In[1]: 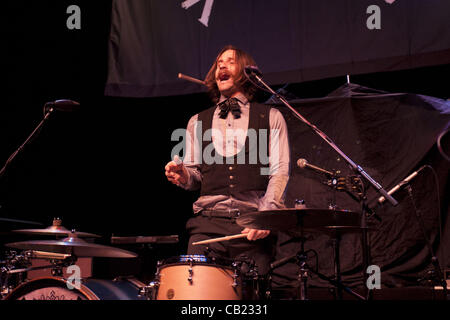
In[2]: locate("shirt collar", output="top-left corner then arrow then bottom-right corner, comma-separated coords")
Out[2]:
217,93 -> 249,107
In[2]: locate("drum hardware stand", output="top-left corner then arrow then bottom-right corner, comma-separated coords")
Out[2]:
330,231 -> 342,300
334,176 -> 381,222
333,173 -> 373,300
1,251 -> 31,298
203,244 -> 251,291
313,164 -> 383,300
140,280 -> 159,300
335,173 -> 374,300
141,261 -> 162,300
4,252 -> 77,277
325,183 -> 352,300
232,258 -> 263,299
1,252 -> 77,298
270,236 -> 366,300
405,182 -> 448,300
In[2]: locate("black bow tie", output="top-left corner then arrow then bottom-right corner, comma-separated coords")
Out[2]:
218,98 -> 241,119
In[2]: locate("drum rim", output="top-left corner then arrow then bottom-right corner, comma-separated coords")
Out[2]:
159,255 -> 234,268
3,276 -> 99,300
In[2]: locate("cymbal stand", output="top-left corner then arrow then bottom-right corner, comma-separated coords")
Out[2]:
327,175 -> 373,300
270,232 -> 366,300
357,177 -> 372,300
331,231 -> 343,300
405,182 -> 448,299
338,174 -> 373,300
296,235 -> 308,300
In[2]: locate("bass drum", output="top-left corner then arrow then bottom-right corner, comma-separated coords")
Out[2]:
4,277 -> 146,300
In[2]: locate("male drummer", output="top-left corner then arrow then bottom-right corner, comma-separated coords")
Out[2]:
164,45 -> 290,276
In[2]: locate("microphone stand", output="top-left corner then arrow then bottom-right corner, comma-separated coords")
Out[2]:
0,106 -> 54,180
247,71 -> 398,300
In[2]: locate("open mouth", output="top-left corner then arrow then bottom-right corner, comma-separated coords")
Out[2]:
218,72 -> 231,82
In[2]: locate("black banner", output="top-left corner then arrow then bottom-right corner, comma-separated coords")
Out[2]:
105,0 -> 450,98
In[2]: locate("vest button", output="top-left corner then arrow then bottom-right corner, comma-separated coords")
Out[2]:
229,176 -> 234,180
228,166 -> 233,171
230,184 -> 235,188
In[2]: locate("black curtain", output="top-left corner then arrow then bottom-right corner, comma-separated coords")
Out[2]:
271,83 -> 450,290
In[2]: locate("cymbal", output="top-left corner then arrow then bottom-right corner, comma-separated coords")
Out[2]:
236,208 -> 362,233
6,235 -> 137,258
12,218 -> 100,238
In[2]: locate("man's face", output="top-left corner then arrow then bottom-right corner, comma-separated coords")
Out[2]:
215,49 -> 241,97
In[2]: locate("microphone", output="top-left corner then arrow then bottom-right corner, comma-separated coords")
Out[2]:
377,165 -> 426,204
244,65 -> 262,76
297,158 -> 334,176
44,99 -> 80,113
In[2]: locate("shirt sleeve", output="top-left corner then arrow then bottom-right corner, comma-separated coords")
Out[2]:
177,114 -> 202,191
259,108 -> 291,210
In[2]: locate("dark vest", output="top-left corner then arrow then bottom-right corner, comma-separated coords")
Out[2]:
197,102 -> 271,197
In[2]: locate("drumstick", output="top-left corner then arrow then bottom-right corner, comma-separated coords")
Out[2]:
192,233 -> 248,246
30,250 -> 71,260
178,73 -> 206,86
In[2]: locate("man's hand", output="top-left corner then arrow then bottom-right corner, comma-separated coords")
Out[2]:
241,228 -> 270,241
165,157 -> 188,186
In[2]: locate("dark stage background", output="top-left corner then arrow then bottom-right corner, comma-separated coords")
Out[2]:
2,0 -> 449,296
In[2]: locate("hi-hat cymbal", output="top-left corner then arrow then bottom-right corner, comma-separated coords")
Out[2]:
12,218 -> 100,238
236,208 -> 362,233
6,235 -> 137,258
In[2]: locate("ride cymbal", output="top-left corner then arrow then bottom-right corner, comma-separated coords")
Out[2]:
236,208 -> 362,233
6,235 -> 137,258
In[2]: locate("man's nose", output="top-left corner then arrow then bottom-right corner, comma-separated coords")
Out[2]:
218,62 -> 227,69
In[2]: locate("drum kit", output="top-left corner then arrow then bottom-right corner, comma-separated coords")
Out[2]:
0,208 -> 367,300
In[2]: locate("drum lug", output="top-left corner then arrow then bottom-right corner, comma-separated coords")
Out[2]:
231,262 -> 239,288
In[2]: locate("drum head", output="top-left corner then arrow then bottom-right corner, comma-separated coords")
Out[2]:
4,277 -> 94,300
4,277 -> 146,300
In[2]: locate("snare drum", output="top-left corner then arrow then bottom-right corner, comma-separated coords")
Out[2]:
153,255 -> 242,300
4,277 -> 146,300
